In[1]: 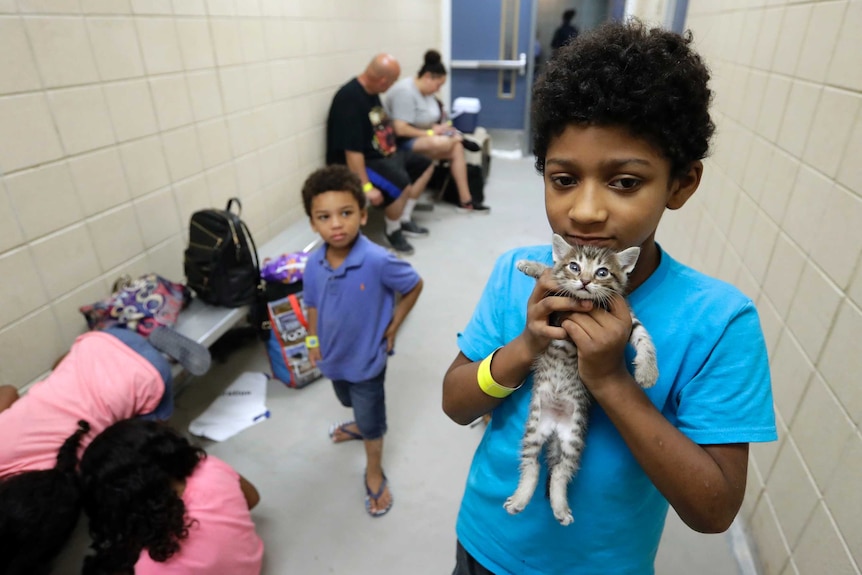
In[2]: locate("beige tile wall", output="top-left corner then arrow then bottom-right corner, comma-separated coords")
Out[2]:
0,0 -> 441,389
659,1 -> 862,573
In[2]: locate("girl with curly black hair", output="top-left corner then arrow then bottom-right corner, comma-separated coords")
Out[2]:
443,20 -> 775,574
0,420 -> 90,575
80,419 -> 263,575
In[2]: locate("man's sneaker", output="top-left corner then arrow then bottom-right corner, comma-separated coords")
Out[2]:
400,219 -> 430,237
455,200 -> 491,215
385,229 -> 415,255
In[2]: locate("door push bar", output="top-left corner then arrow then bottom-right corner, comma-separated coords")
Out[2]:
451,52 -> 527,76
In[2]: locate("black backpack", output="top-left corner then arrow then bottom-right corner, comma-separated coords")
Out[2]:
184,198 -> 260,308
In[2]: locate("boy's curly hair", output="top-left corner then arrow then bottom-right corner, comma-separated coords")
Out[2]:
79,419 -> 206,575
532,19 -> 714,178
0,420 -> 90,575
302,165 -> 366,217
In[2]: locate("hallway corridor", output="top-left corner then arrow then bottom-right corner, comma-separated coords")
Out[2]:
170,157 -> 745,574
52,157 -> 745,574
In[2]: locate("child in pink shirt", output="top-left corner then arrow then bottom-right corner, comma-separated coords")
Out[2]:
0,326 -> 211,574
0,329 -> 171,478
80,419 -> 263,575
0,326 -> 210,477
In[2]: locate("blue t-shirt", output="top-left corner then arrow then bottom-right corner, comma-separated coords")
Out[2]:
456,244 -> 776,575
303,234 -> 421,382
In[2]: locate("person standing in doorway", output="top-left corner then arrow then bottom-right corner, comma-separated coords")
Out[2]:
551,9 -> 579,55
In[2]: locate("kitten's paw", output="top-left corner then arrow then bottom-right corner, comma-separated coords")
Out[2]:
504,496 -> 527,515
553,506 -> 574,526
516,260 -> 545,279
634,360 -> 659,389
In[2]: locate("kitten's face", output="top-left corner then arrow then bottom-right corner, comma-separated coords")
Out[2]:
551,235 -> 639,306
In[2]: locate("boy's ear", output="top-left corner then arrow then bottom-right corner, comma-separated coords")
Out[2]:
666,161 -> 703,210
360,207 -> 368,226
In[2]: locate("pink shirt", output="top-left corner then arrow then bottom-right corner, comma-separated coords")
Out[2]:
0,331 -> 164,478
135,456 -> 264,575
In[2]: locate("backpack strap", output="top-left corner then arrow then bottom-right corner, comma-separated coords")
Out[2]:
226,197 -> 242,216
287,294 -> 308,330
239,219 -> 260,274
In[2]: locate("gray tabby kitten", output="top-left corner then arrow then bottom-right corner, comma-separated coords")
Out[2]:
503,234 -> 659,526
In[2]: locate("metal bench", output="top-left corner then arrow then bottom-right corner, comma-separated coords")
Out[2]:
172,227 -> 320,377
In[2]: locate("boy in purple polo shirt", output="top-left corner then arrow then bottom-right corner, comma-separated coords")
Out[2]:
301,165 -> 423,517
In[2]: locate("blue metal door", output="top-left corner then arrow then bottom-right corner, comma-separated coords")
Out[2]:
450,0 -> 534,136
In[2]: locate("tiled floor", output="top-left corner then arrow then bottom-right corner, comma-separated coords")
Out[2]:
52,156 -> 742,574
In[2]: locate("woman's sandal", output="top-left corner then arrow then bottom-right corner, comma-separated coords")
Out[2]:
148,326 -> 212,376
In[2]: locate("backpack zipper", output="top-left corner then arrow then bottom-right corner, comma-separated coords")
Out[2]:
227,218 -> 241,260
187,241 -> 217,251
191,220 -> 224,247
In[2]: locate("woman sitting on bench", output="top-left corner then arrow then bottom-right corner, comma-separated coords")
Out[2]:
385,50 -> 490,214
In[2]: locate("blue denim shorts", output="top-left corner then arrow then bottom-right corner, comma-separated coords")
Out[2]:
331,368 -> 386,440
103,327 -> 173,420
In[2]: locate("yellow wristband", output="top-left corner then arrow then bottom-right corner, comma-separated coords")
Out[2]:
477,348 -> 520,399
305,335 -> 319,349
426,129 -> 434,136
362,182 -> 373,193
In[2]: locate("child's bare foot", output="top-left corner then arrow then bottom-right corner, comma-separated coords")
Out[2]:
328,420 -> 363,443
364,470 -> 393,517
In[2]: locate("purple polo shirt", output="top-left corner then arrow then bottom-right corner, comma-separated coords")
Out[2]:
302,234 -> 421,382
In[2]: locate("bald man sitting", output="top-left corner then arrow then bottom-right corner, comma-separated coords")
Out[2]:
326,54 -> 434,256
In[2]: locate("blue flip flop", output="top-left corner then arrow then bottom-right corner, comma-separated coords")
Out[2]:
364,472 -> 393,517
328,420 -> 363,443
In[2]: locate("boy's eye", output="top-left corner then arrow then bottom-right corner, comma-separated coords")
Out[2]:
550,174 -> 578,187
610,177 -> 641,191
568,262 -> 580,273
596,267 -> 609,278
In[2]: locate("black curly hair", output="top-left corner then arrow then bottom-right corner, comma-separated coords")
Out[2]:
79,419 -> 206,575
532,19 -> 714,179
0,420 -> 90,575
302,164 -> 365,217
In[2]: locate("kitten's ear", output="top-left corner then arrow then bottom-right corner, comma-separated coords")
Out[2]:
551,234 -> 570,262
616,247 -> 641,275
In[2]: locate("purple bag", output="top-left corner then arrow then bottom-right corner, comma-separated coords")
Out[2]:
261,252 -> 308,285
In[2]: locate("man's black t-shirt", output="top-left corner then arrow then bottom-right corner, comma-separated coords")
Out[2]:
326,78 -> 397,165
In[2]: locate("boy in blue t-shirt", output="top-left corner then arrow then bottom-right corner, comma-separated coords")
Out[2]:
301,165 -> 423,518
442,20 -> 777,574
